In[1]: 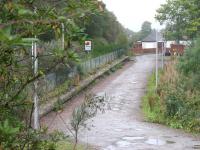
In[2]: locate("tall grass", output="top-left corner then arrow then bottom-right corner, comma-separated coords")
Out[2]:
142,70 -> 165,123
143,59 -> 200,133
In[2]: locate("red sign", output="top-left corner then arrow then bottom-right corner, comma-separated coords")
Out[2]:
85,41 -> 92,51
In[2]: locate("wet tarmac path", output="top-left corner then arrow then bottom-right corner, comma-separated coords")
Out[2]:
41,54 -> 200,150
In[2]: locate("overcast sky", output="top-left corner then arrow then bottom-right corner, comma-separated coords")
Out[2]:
102,0 -> 166,32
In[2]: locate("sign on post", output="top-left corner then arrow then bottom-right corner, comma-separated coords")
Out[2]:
85,41 -> 92,51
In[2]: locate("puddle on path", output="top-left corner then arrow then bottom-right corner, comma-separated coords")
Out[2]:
166,140 -> 176,144
112,108 -> 120,111
145,138 -> 166,146
122,136 -> 145,141
103,145 -> 116,150
131,81 -> 137,84
116,140 -> 132,147
114,129 -> 123,132
135,128 -> 143,131
162,135 -> 172,138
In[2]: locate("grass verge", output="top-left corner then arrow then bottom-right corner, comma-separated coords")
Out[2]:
143,65 -> 200,134
142,71 -> 165,123
55,140 -> 85,150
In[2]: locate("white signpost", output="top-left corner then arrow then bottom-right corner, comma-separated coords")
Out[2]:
85,41 -> 92,51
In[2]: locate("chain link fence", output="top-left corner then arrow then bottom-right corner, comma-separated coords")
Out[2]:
36,47 -> 126,102
79,49 -> 125,74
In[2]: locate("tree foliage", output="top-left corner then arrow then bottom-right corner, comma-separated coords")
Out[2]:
156,0 -> 200,41
128,21 -> 152,44
145,0 -> 200,132
178,37 -> 200,88
85,10 -> 129,52
0,0 -> 100,149
140,21 -> 152,40
70,93 -> 107,150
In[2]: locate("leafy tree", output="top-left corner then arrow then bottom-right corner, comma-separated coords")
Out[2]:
85,10 -> 127,43
155,0 -> 200,41
0,0 -> 100,149
85,9 -> 129,56
149,0 -> 200,133
140,21 -> 152,40
127,21 -> 152,46
70,93 -> 107,150
178,37 -> 200,88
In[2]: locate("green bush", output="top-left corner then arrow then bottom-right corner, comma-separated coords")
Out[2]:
143,53 -> 200,133
177,37 -> 200,92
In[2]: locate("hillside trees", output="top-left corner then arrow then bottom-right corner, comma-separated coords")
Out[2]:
85,10 -> 126,43
85,10 -> 129,56
140,21 -> 152,40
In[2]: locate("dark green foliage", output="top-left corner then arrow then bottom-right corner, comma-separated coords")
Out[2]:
178,38 -> 200,76
85,11 -> 126,43
91,39 -> 125,58
84,10 -> 129,57
165,93 -> 184,117
0,120 -> 20,149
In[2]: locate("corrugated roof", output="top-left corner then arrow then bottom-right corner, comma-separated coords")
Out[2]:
142,30 -> 164,42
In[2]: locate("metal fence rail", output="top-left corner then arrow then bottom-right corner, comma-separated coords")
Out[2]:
79,49 -> 124,74
37,49 -> 125,98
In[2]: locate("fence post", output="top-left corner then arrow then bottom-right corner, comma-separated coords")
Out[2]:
32,37 -> 40,130
90,59 -> 92,72
80,50 -> 123,74
99,56 -> 100,67
61,23 -> 65,50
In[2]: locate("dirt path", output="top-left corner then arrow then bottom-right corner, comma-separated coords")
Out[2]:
41,54 -> 200,150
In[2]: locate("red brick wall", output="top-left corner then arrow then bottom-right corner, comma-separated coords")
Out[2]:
133,43 -> 143,54
133,48 -> 164,54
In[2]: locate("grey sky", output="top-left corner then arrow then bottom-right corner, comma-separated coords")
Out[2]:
102,0 -> 166,32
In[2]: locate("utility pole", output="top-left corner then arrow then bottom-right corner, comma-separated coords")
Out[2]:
161,41 -> 164,69
164,41 -> 167,66
156,30 -> 158,89
32,37 -> 39,130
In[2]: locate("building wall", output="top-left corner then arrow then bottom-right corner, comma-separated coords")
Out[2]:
166,41 -> 175,48
142,41 -> 189,49
142,42 -> 157,49
133,41 -> 185,55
